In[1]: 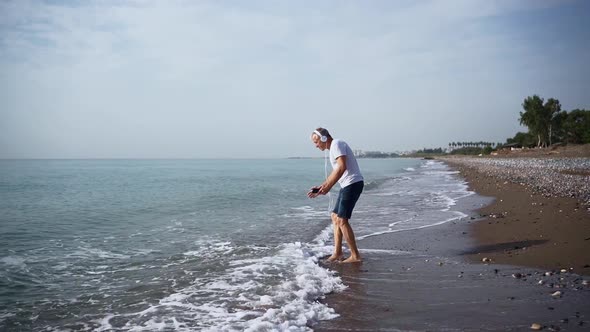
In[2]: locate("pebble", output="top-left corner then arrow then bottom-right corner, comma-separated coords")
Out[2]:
439,157 -> 590,206
551,291 -> 562,298
531,323 -> 542,330
482,257 -> 492,263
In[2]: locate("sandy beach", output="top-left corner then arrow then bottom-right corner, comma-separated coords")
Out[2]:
314,154 -> 590,331
441,156 -> 590,276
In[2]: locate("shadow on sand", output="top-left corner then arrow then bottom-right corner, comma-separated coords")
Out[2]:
459,239 -> 549,255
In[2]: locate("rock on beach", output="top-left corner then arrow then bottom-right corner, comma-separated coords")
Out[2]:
438,157 -> 590,207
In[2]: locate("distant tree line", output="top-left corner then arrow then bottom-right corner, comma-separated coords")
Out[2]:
447,142 -> 503,149
445,142 -> 504,156
421,148 -> 444,154
374,95 -> 588,157
445,95 -> 590,155
409,148 -> 445,156
510,95 -> 590,147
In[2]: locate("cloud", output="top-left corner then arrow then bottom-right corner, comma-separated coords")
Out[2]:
0,0 -> 588,157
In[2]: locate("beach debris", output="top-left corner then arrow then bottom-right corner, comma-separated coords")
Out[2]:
482,257 -> 492,263
512,273 -> 523,279
560,269 -> 567,273
551,291 -> 562,298
545,272 -> 553,276
538,280 -> 545,285
530,323 -> 542,330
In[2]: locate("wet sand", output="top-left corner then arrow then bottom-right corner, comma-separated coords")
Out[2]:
313,158 -> 590,331
444,158 -> 590,275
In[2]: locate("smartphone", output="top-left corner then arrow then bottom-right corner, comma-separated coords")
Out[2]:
311,188 -> 320,193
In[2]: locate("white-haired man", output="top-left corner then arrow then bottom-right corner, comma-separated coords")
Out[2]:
308,127 -> 364,263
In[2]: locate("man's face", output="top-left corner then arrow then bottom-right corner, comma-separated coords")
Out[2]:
311,134 -> 326,151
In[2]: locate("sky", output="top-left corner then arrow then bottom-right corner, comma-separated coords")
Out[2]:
1,0 -> 589,158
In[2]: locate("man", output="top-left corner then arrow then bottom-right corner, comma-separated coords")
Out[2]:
308,127 -> 364,263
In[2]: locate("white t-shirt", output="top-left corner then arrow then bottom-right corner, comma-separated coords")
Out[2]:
329,139 -> 364,188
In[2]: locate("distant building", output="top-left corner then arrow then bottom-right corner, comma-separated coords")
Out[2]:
354,150 -> 399,158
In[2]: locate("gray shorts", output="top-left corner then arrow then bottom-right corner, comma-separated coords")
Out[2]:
332,181 -> 364,219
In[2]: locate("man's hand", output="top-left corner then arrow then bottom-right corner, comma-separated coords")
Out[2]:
307,186 -> 325,198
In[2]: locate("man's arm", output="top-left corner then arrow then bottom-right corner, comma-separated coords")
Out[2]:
320,155 -> 347,194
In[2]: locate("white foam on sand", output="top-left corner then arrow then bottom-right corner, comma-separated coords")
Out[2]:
357,211 -> 468,240
94,238 -> 345,331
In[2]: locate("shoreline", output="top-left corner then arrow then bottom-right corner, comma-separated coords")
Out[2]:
313,157 -> 590,331
440,156 -> 590,276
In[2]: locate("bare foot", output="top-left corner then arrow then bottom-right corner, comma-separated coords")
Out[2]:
340,256 -> 362,264
327,254 -> 343,262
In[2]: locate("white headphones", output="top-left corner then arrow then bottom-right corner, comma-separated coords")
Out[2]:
314,130 -> 328,142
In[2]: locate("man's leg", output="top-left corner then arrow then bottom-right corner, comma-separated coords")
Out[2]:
337,217 -> 361,263
328,212 -> 343,261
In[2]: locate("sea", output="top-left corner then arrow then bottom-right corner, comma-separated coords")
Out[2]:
0,158 -> 473,331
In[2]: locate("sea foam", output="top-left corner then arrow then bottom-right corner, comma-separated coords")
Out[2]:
93,239 -> 345,331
